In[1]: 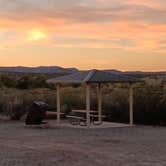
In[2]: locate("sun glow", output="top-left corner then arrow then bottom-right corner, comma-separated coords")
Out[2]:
28,29 -> 47,41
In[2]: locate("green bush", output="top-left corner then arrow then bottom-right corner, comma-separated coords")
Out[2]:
134,84 -> 166,125
0,75 -> 16,88
0,88 -> 56,120
32,76 -> 48,88
16,76 -> 33,89
0,75 -> 49,89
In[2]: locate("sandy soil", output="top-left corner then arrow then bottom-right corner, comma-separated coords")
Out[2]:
0,121 -> 166,166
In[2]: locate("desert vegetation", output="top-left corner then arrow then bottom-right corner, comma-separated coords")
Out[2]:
0,73 -> 165,125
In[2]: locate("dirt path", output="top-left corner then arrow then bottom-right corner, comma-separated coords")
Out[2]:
0,121 -> 166,166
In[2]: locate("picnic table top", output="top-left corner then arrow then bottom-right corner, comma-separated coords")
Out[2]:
66,115 -> 85,120
72,110 -> 98,113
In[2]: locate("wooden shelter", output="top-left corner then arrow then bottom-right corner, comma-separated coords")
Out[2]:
47,69 -> 140,127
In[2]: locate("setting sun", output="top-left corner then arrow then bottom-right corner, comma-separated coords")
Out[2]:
28,29 -> 47,41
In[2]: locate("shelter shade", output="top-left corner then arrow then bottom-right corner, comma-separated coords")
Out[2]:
47,69 -> 140,84
47,69 -> 141,127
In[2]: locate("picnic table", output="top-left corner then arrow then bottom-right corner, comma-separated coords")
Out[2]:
67,110 -> 105,126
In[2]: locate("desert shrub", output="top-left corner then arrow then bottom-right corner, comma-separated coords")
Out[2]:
102,87 -> 129,123
60,87 -> 85,112
0,98 -> 5,113
16,76 -> 33,89
134,84 -> 166,125
0,88 -> 56,120
0,80 -> 3,88
0,75 -> 16,88
31,75 -> 48,88
0,74 -> 62,90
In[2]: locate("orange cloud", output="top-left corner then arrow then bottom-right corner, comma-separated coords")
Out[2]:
0,0 -> 165,71
126,0 -> 162,8
0,20 -> 165,52
96,0 -> 163,8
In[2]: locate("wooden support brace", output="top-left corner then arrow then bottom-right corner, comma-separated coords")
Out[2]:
97,84 -> 102,123
56,83 -> 61,124
129,85 -> 134,125
86,83 -> 91,127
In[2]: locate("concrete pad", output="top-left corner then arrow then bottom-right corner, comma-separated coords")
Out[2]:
50,121 -> 133,129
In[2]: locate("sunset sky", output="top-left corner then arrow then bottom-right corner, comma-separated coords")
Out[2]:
0,0 -> 166,71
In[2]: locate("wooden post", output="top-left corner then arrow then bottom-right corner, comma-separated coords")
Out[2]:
129,85 -> 134,125
97,84 -> 102,123
56,83 -> 61,124
86,83 -> 91,127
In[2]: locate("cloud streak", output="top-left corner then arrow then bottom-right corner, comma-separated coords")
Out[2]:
0,0 -> 165,70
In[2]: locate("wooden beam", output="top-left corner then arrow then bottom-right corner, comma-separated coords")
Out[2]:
129,85 -> 134,125
97,84 -> 102,123
86,83 -> 91,127
56,83 -> 61,124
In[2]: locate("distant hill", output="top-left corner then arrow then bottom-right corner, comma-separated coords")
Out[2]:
0,66 -> 79,74
104,69 -> 122,75
105,70 -> 166,77
0,66 -> 165,78
123,71 -> 166,78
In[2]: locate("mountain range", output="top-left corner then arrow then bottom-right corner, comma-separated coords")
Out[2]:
0,66 -> 165,77
0,66 -> 78,74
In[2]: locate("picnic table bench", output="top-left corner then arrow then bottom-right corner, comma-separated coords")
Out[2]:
66,115 -> 86,126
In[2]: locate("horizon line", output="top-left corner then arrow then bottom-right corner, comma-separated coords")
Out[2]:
0,65 -> 165,72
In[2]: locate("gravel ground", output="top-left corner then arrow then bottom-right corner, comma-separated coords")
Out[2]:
0,121 -> 166,166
